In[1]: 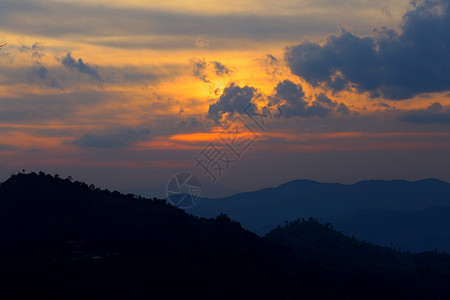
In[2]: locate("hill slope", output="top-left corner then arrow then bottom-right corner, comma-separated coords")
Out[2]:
266,220 -> 450,298
0,172 -> 302,299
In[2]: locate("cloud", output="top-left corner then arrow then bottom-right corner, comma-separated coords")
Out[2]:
381,5 -> 392,18
121,71 -> 158,83
0,0 -> 339,43
71,128 -> 151,148
191,58 -> 209,83
336,102 -> 351,115
207,83 -> 257,122
20,41 -> 44,62
212,61 -> 230,76
373,102 -> 392,108
273,79 -> 305,104
30,42 -> 44,61
61,52 -> 103,83
177,117 -> 203,128
315,93 -> 337,108
49,78 -> 64,90
195,38 -> 209,49
79,64 -> 181,86
398,102 -> 450,124
0,144 -> 14,151
285,0 -> 450,100
33,65 -> 48,80
272,80 -> 343,118
0,91 -> 110,124
207,80 -> 352,121
261,54 -> 282,77
24,148 -> 43,153
191,59 -> 230,83
8,41 -> 65,90
27,65 -> 64,91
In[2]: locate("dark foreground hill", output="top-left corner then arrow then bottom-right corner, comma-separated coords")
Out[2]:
1,173 -> 450,299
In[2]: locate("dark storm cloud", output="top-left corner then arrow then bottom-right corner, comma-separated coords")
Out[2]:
71,128 -> 151,148
285,0 -> 450,100
207,83 -> 258,122
61,52 -> 103,83
398,102 -> 450,124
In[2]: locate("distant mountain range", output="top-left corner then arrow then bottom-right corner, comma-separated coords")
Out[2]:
2,172 -> 450,298
188,178 -> 450,252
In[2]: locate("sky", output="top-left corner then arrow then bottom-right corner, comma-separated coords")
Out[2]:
1,0 -> 450,193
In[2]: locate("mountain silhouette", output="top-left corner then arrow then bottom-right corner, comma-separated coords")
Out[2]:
0,172 -> 304,299
2,172 -> 450,299
188,178 -> 450,251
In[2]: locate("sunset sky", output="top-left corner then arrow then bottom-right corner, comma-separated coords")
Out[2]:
1,0 -> 450,192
